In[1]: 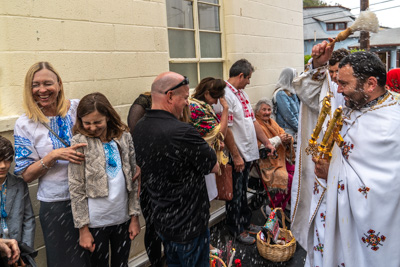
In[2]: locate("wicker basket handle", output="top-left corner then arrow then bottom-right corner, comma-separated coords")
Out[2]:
209,254 -> 227,267
274,207 -> 288,229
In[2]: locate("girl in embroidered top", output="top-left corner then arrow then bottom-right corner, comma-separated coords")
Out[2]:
68,92 -> 140,267
14,62 -> 90,267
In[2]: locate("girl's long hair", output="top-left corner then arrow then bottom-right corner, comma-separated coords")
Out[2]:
73,92 -> 129,140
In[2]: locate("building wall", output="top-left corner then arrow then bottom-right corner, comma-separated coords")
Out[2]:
223,0 -> 304,101
0,0 -> 169,265
0,0 -> 303,266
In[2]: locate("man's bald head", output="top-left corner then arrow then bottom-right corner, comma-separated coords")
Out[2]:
151,72 -> 184,94
151,71 -> 189,119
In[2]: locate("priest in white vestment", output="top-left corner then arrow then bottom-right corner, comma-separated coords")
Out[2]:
291,40 -> 400,267
319,51 -> 400,267
290,39 -> 343,266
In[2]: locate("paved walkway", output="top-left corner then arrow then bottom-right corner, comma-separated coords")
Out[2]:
209,204 -> 306,267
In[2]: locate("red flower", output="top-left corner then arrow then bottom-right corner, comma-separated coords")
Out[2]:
234,259 -> 242,267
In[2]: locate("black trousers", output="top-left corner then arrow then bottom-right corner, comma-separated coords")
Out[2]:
89,220 -> 131,267
40,200 -> 90,267
140,192 -> 163,267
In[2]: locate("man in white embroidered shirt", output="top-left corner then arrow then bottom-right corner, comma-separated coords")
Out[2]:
214,59 -> 275,245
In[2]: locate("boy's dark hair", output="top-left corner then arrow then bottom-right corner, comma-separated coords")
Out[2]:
0,136 -> 14,161
329,48 -> 350,66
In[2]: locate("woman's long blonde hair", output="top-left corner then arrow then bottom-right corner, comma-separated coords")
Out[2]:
23,62 -> 68,123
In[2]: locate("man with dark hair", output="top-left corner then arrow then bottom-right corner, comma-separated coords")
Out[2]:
295,40 -> 400,266
133,72 -> 218,266
328,48 -> 350,84
214,59 -> 275,245
318,50 -> 400,266
291,40 -> 347,266
337,51 -> 387,109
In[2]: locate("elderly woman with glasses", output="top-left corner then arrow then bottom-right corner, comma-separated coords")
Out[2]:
13,62 -> 90,266
255,98 -> 295,211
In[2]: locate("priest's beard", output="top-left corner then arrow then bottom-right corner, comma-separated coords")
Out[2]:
343,81 -> 368,110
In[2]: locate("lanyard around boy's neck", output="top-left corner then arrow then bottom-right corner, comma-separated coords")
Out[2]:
0,181 -> 9,237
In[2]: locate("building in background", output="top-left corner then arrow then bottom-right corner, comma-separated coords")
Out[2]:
349,27 -> 400,70
303,6 -> 359,55
0,0 -> 303,266
304,5 -> 400,70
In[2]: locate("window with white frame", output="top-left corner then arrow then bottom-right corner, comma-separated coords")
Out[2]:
326,22 -> 347,31
166,0 -> 223,86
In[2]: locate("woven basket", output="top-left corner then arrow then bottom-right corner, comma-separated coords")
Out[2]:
256,208 -> 296,262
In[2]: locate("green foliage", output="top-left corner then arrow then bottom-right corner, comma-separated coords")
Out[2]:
303,0 -> 327,7
304,55 -> 312,65
350,48 -> 365,53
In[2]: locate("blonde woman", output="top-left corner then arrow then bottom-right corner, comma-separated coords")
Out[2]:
14,62 -> 89,266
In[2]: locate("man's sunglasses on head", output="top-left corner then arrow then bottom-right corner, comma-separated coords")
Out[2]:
165,76 -> 189,94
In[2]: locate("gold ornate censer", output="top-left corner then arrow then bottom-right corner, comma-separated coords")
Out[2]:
306,95 -> 344,160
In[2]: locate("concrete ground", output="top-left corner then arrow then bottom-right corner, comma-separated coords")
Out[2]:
209,196 -> 307,267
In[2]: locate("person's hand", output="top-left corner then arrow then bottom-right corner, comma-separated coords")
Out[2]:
219,141 -> 225,150
50,143 -> 87,164
279,134 -> 291,145
233,154 -> 244,172
79,226 -> 95,252
312,157 -> 330,180
311,38 -> 335,68
0,239 -> 19,265
265,143 -> 276,156
129,216 -> 141,240
220,96 -> 229,110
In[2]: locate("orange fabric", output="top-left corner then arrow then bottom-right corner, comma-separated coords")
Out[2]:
256,116 -> 294,192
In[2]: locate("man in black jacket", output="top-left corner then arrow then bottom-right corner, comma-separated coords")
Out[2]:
133,72 -> 218,267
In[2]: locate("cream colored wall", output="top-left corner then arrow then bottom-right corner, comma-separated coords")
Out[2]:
222,0 -> 304,102
0,0 -> 169,265
1,0 -> 304,266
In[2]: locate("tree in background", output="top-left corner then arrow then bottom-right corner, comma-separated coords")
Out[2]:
303,0 -> 327,7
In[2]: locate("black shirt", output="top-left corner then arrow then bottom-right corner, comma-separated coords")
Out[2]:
133,110 -> 217,242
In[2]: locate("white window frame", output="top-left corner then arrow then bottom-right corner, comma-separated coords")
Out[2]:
167,0 -> 225,85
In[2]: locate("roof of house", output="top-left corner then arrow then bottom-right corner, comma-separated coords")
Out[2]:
370,27 -> 400,46
304,6 -> 359,40
348,27 -> 400,48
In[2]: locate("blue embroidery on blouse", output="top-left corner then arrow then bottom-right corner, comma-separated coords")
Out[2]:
49,115 -> 73,148
103,141 -> 121,179
14,136 -> 33,158
14,136 -> 34,175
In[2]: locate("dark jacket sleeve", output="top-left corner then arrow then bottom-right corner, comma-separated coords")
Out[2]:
21,180 -> 36,247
